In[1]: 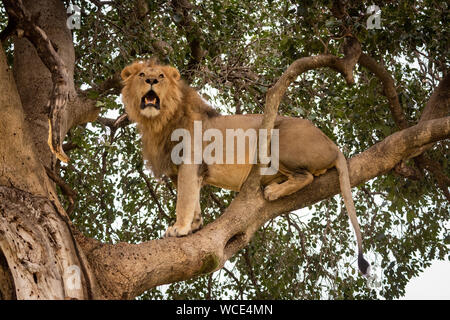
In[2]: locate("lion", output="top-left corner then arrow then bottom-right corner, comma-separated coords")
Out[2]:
121,59 -> 370,276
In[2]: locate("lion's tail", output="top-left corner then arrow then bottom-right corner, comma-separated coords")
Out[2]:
335,151 -> 370,277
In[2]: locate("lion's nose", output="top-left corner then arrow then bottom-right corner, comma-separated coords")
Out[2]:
145,78 -> 159,85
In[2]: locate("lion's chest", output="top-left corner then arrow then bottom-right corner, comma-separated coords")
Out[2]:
141,133 -> 176,177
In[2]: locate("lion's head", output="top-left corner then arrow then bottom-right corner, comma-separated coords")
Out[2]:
121,59 -> 182,130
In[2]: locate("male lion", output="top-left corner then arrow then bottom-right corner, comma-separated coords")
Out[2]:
121,59 -> 370,276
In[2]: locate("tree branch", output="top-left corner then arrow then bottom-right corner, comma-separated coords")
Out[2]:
67,95 -> 101,132
84,71 -> 122,97
170,0 -> 205,82
80,111 -> 449,299
44,166 -> 77,215
265,117 -> 450,216
358,53 -> 410,130
358,53 -> 449,198
419,72 -> 450,123
96,114 -> 131,130
137,167 -> 170,220
262,38 -> 361,133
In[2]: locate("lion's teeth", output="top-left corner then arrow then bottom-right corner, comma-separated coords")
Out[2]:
144,97 -> 157,105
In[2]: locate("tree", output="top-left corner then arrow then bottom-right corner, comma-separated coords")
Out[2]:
0,0 -> 448,300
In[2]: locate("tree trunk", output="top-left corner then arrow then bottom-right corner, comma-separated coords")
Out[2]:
0,41 -> 96,299
12,0 -> 77,168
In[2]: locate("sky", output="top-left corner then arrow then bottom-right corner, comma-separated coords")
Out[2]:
401,260 -> 450,300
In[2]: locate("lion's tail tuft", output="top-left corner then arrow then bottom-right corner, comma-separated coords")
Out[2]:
358,252 -> 371,277
335,152 -> 370,277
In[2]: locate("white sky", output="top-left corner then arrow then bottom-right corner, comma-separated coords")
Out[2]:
401,260 -> 450,300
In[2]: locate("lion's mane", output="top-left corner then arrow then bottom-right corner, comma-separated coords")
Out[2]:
121,59 -> 219,177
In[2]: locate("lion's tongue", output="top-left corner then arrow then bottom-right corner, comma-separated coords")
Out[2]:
145,97 -> 157,105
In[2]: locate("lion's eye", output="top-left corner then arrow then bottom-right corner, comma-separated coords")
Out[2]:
159,73 -> 164,78
139,72 -> 145,77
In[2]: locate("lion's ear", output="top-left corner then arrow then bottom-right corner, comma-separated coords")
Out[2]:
164,66 -> 181,81
121,61 -> 144,81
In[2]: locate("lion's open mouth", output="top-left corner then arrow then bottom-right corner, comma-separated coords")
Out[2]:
141,90 -> 160,110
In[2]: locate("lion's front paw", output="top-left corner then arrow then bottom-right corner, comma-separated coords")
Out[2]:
264,184 -> 282,201
164,223 -> 192,238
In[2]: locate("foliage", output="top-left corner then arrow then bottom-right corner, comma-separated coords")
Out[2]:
2,0 -> 447,299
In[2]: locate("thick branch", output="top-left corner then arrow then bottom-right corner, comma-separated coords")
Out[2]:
66,95 -> 100,131
359,54 -> 449,198
171,0 -> 205,81
358,53 -> 410,129
84,72 -> 122,97
81,116 -> 449,299
419,72 -> 450,123
262,39 -> 361,132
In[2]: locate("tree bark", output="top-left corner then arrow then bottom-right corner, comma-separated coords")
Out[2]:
0,42 -> 97,300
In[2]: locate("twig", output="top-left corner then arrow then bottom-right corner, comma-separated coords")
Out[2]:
358,53 -> 409,130
243,249 -> 260,297
97,114 -> 130,129
162,176 -> 177,197
84,72 -> 122,97
137,167 -> 170,220
222,267 -> 244,299
91,0 -> 113,8
44,166 -> 77,216
0,19 -> 16,42
208,191 -> 226,213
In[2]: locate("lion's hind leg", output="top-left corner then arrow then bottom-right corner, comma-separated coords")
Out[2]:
264,170 -> 313,201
